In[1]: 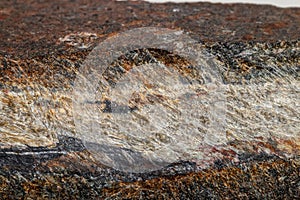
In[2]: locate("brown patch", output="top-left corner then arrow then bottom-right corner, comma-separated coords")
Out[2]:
102,159 -> 299,199
263,22 -> 287,35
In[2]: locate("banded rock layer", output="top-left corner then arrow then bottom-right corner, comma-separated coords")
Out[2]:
0,0 -> 299,199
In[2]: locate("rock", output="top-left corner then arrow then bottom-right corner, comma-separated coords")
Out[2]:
0,0 -> 299,199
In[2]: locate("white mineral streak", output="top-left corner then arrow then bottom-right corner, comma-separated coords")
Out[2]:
226,79 -> 299,149
1,73 -> 298,156
0,87 -> 74,148
58,32 -> 99,49
0,28 -> 299,173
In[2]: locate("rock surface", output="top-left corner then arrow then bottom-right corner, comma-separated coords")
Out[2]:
0,0 -> 299,199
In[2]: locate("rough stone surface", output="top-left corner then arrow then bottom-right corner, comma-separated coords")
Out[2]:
0,0 -> 299,199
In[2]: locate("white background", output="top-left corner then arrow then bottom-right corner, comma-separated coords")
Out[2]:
145,0 -> 300,8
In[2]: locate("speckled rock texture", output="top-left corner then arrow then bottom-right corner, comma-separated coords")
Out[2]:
0,0 -> 299,199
